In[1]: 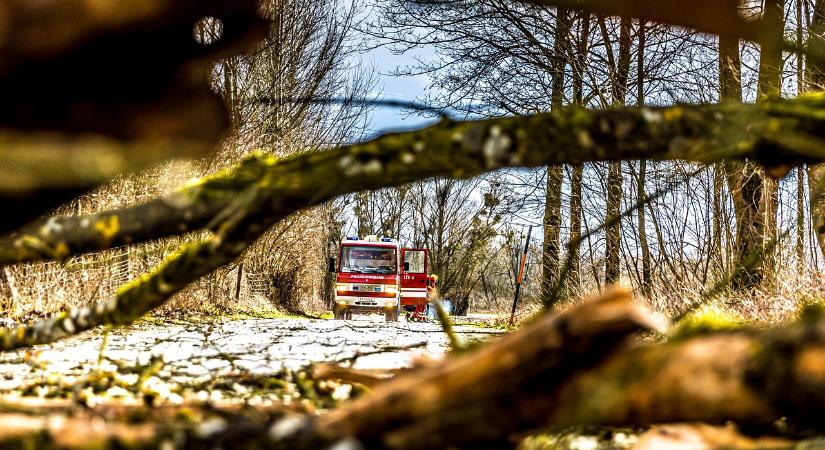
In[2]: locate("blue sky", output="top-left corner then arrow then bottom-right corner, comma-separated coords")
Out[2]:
356,41 -> 440,136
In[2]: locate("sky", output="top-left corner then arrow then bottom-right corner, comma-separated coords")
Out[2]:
354,39 -> 441,136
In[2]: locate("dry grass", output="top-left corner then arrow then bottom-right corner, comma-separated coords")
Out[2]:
0,155 -> 334,321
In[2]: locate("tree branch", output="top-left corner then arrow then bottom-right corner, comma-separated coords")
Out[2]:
0,154 -> 275,263
515,0 -> 823,69
6,95 -> 825,266
2,95 -> 825,347
514,0 -> 759,40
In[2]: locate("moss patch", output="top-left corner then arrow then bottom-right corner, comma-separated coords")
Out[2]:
671,305 -> 750,340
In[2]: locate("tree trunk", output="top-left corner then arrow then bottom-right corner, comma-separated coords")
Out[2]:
636,21 -> 652,298
565,11 -> 591,297
569,165 -> 584,294
799,166 -> 807,265
758,0 -> 785,281
713,163 -> 727,277
637,160 -> 652,297
808,0 -> 825,260
323,207 -> 340,309
234,262 -> 244,301
720,25 -> 767,290
604,16 -> 631,285
543,166 -> 563,304
355,191 -> 371,238
726,163 -> 766,289
797,0 -> 807,267
0,267 -> 17,315
541,8 -> 571,307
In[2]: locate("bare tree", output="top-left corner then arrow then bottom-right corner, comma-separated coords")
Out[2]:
541,8 -> 572,307
600,16 -> 632,284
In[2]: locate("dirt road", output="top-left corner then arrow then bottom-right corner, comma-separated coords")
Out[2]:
0,315 -> 502,390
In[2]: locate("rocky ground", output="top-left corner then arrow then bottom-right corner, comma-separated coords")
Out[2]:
0,313 -> 502,408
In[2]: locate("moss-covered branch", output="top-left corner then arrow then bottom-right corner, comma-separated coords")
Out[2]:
0,155 -> 275,264
7,95 -> 825,267
3,95 -> 825,347
245,297 -> 825,449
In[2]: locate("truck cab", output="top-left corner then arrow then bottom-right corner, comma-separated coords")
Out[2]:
330,236 -> 429,322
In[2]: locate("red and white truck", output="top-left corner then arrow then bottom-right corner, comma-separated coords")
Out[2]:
329,235 -> 430,321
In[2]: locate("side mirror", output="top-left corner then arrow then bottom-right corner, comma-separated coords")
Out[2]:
328,257 -> 336,273
403,261 -> 410,272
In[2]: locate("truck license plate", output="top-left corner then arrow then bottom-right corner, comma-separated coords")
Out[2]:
354,284 -> 382,292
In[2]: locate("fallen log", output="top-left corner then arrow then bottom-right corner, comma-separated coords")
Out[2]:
545,307 -> 825,430
9,290 -> 825,449
312,286 -> 661,450
293,296 -> 825,449
0,287 -> 659,449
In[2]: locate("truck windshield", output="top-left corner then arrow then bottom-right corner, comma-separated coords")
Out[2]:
340,246 -> 397,274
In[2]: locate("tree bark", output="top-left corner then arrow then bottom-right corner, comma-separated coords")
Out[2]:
759,0 -> 785,281
542,8 -> 572,307
565,11 -> 591,296
0,268 -> 17,315
355,191 -> 372,238
725,162 -> 766,289
636,21 -> 652,298
569,165 -> 584,294
808,0 -> 825,261
234,262 -> 244,301
713,163 -> 727,277
796,0 -> 808,267
604,17 -> 631,284
720,22 -> 768,290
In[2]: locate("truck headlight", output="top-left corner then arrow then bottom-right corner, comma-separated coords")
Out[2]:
336,283 -> 347,293
385,285 -> 398,295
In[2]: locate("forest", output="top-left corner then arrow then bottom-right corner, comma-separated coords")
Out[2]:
2,0 -> 825,449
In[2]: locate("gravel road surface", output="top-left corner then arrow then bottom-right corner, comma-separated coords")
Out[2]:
0,314 -> 502,390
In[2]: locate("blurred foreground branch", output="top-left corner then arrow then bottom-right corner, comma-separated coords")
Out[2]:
0,0 -> 269,234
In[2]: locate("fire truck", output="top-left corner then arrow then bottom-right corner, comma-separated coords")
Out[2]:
329,235 -> 429,322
